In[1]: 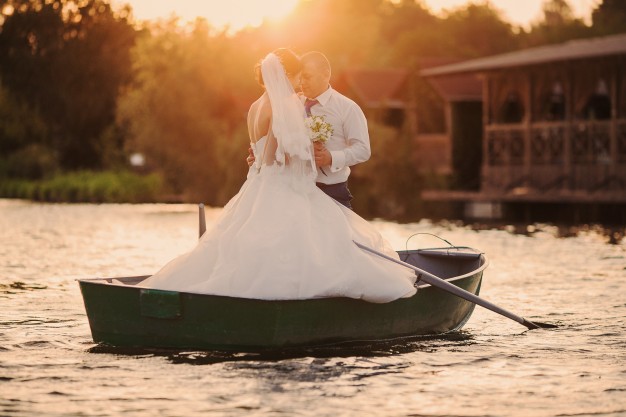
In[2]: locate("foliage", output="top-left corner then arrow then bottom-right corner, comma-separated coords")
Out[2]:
521,0 -> 592,47
0,78 -> 48,155
591,0 -> 626,36
0,0 -> 136,169
0,78 -> 55,178
0,0 -> 621,218
117,19 -> 251,205
441,4 -> 520,57
0,170 -> 163,202
351,122 -> 422,219
1,143 -> 58,179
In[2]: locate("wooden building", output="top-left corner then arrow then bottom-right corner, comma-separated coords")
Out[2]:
418,58 -> 482,181
334,64 -> 481,177
334,68 -> 415,131
421,33 -> 626,219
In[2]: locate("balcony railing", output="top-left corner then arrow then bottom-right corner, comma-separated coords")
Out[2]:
483,119 -> 626,194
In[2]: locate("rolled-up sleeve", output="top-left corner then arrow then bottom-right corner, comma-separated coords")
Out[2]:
329,103 -> 370,171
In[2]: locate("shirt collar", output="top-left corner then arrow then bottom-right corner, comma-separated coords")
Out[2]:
314,86 -> 334,106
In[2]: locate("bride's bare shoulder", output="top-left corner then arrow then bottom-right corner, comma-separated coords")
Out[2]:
248,94 -> 270,112
247,95 -> 271,121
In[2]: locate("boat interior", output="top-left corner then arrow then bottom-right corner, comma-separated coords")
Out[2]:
398,247 -> 487,285
83,246 -> 487,288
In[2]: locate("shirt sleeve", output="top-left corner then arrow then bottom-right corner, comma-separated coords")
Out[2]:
329,102 -> 371,172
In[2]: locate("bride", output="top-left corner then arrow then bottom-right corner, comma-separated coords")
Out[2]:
141,49 -> 417,303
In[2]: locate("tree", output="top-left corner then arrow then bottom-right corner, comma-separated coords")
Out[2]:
543,0 -> 575,26
591,0 -> 626,36
0,78 -> 53,178
0,0 -> 136,170
522,0 -> 591,47
380,0 -> 443,64
442,3 -> 520,58
117,19 -> 250,204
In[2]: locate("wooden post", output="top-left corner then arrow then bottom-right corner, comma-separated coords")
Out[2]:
610,59 -> 618,176
481,74 -> 490,191
445,101 -> 453,175
407,67 -> 419,138
563,65 -> 573,191
524,71 -> 533,185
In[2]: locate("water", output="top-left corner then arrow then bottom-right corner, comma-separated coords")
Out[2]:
1,199 -> 625,417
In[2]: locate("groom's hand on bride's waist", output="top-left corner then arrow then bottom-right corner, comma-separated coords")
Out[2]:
247,143 -> 332,168
246,147 -> 255,167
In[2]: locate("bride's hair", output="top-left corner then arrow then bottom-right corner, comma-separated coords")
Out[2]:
255,48 -> 301,87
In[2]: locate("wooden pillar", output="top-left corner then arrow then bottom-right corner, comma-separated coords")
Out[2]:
610,59 -> 618,176
523,71 -> 533,184
563,65 -> 573,191
407,69 -> 418,138
481,74 -> 490,191
444,101 -> 452,177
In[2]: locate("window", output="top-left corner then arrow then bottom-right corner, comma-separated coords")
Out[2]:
581,79 -> 611,120
545,82 -> 566,121
499,91 -> 524,124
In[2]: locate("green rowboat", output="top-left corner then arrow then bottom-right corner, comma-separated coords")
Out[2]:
78,247 -> 488,351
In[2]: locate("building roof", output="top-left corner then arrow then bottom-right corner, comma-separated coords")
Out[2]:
334,68 -> 409,108
421,33 -> 626,77
418,57 -> 482,101
427,74 -> 482,101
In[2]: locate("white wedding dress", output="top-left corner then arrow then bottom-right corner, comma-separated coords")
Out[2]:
140,54 -> 416,303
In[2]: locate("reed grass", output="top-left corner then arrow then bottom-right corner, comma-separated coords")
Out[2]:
0,171 -> 163,203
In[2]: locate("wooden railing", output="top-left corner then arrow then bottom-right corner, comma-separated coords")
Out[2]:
482,119 -> 626,194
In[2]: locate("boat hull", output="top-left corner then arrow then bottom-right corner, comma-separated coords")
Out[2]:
78,249 -> 487,351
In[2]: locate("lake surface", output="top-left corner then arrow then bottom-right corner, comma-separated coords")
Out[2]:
1,199 -> 625,417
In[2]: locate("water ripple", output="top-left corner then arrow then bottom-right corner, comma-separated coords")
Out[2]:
1,201 -> 625,417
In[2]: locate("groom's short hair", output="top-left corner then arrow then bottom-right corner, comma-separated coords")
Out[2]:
301,51 -> 331,77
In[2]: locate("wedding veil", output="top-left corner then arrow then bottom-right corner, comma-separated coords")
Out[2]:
260,53 -> 317,179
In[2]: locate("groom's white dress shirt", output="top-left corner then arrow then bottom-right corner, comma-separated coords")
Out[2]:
307,86 -> 371,185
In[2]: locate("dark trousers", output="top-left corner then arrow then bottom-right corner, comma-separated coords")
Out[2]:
316,181 -> 353,209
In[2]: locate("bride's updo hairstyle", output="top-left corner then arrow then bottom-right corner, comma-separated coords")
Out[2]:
255,48 -> 301,87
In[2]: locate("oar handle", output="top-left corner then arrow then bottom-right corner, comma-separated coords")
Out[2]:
199,203 -> 206,239
354,240 -> 540,330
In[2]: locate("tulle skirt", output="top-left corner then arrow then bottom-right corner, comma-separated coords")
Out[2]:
141,166 -> 416,303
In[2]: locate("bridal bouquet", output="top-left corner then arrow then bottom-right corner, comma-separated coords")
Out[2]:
304,115 -> 333,143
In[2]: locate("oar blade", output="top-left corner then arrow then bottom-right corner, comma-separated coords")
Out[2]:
524,319 -> 558,329
353,240 -> 557,331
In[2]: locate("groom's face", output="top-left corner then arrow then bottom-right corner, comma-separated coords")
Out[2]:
301,62 -> 330,99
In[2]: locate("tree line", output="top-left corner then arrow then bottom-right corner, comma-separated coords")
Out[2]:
0,0 -> 624,216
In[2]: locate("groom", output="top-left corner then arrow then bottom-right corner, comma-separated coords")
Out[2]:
247,51 -> 371,209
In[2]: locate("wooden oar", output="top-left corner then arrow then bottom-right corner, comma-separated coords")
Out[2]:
199,203 -> 206,238
354,240 -> 556,330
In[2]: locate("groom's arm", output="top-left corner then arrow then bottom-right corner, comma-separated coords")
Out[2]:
327,103 -> 371,172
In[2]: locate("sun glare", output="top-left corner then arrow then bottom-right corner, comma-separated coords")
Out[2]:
117,0 -> 300,31
116,0 -> 596,34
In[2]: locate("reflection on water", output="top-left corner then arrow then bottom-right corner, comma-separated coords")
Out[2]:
87,332 -> 476,366
1,199 -> 625,417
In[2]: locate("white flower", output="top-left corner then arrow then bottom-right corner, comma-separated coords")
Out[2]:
304,115 -> 333,143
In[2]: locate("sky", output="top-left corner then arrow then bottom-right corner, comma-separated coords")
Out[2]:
114,0 -> 599,32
